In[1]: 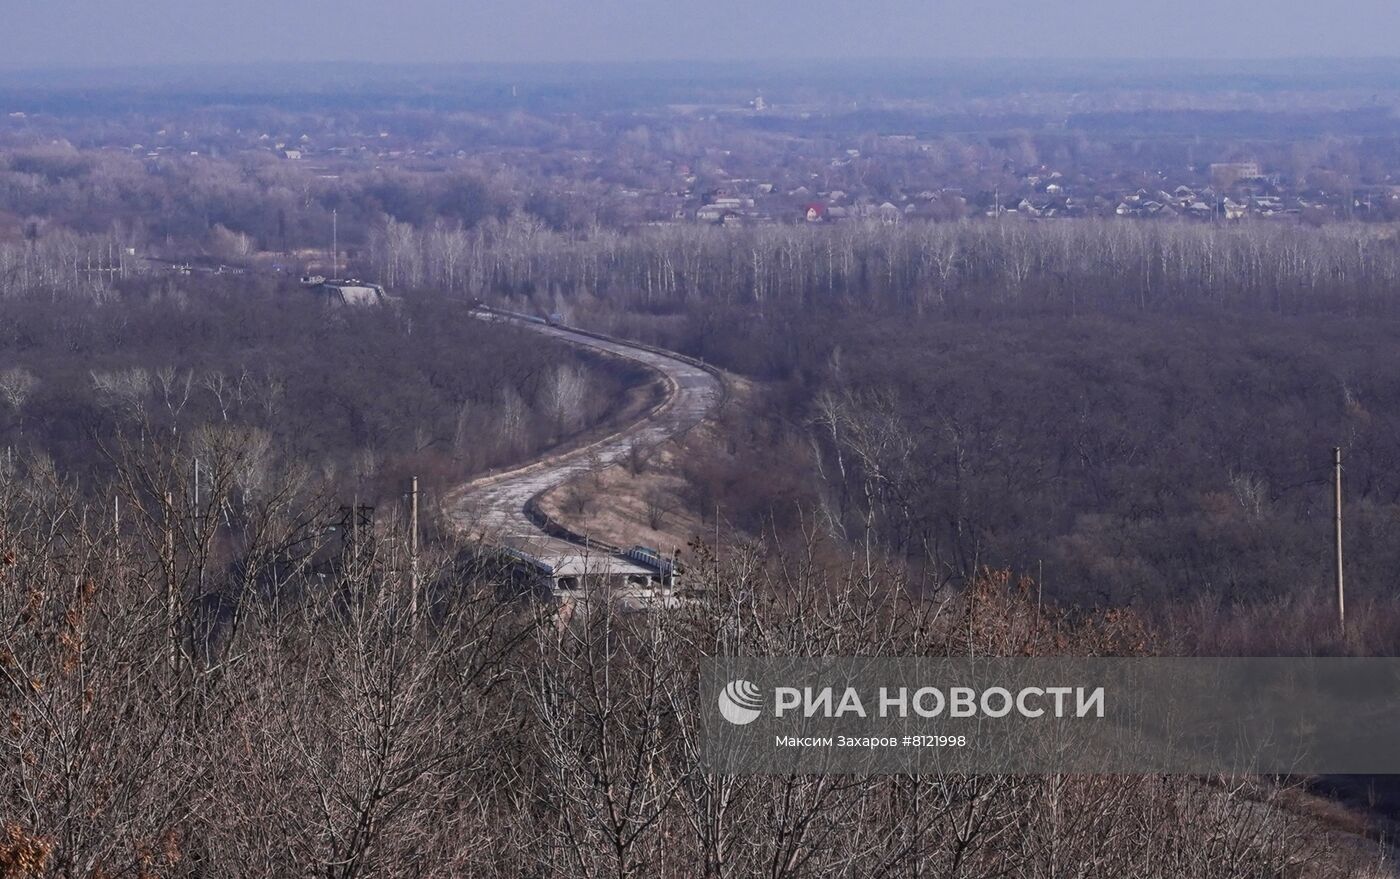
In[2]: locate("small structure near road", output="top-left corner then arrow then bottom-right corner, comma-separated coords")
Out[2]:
301,276 -> 388,307
495,541 -> 685,611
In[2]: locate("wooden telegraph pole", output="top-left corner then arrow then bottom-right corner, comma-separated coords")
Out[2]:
113,494 -> 120,570
1333,447 -> 1346,636
165,490 -> 177,669
409,476 -> 420,618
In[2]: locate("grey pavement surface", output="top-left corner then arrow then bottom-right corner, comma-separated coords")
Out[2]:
447,311 -> 721,559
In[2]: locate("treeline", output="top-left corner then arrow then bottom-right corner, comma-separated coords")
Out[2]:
370,219 -> 1400,321
0,280 -> 645,503
0,450 -> 1381,877
0,227 -> 147,300
0,145 -> 511,253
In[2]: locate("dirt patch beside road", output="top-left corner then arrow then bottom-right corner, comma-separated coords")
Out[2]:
534,444 -> 705,556
446,310 -> 724,548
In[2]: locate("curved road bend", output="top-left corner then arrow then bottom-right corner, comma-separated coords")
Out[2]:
447,310 -> 721,557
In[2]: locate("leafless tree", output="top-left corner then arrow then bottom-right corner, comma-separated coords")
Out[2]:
0,368 -> 39,435
545,363 -> 590,436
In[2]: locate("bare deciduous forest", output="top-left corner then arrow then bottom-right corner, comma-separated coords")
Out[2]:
0,281 -> 649,504
0,463 -> 1384,876
3,62 -> 1400,875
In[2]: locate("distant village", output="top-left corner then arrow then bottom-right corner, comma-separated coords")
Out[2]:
128,126 -> 1384,229
681,157 -> 1394,228
4,86 -> 1400,276
67,89 -> 1395,232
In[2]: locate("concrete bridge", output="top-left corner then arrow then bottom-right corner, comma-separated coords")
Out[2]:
447,307 -> 722,605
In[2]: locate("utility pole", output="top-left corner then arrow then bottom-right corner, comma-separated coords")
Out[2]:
165,490 -> 178,669
409,476 -> 419,618
1333,446 -> 1346,636
194,457 -> 206,598
331,209 -> 339,279
351,492 -> 359,568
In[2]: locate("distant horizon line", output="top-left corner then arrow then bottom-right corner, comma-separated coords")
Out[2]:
4,55 -> 1400,77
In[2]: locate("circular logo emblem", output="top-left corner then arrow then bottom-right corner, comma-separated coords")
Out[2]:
718,679 -> 763,726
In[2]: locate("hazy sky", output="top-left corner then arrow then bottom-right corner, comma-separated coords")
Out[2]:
4,0 -> 1400,69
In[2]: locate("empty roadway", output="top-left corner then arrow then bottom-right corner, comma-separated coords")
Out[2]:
447,309 -> 722,561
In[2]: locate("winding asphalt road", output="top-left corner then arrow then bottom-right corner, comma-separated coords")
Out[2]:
447,309 -> 721,556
